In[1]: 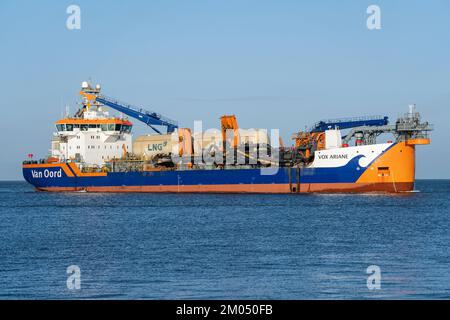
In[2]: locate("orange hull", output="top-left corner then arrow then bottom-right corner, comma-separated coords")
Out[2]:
35,182 -> 414,193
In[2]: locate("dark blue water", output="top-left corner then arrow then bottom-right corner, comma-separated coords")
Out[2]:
0,180 -> 449,299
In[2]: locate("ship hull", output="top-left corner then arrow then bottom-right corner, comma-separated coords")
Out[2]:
22,142 -> 417,193
30,182 -> 414,193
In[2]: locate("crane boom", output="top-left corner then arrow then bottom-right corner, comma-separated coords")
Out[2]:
95,95 -> 178,134
79,83 -> 178,134
310,116 -> 389,132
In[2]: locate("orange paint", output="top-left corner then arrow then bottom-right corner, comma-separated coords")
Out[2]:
37,184 -> 289,193
55,118 -> 133,126
220,115 -> 239,148
79,91 -> 96,101
357,142 -> 415,185
35,182 -> 413,193
22,163 -> 75,177
178,128 -> 193,156
68,162 -> 107,177
406,138 -> 430,145
299,182 -> 413,193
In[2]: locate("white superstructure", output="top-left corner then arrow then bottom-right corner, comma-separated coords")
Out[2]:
309,129 -> 393,169
51,105 -> 132,167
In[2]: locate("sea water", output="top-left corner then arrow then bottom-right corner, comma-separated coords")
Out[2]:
0,180 -> 449,299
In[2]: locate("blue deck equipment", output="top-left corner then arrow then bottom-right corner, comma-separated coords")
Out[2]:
95,95 -> 178,134
310,116 -> 389,132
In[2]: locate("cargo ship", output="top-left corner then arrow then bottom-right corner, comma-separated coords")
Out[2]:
22,82 -> 433,193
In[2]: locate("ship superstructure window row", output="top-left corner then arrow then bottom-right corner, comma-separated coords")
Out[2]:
56,123 -> 132,133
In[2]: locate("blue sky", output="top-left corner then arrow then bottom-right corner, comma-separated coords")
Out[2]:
0,0 -> 449,179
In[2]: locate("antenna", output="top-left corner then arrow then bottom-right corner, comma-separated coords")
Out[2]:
409,104 -> 416,116
60,96 -> 63,119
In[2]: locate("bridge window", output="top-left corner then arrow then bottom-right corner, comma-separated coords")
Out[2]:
122,125 -> 132,133
115,124 -> 122,131
101,124 -> 108,131
81,124 -> 88,131
66,124 -> 74,131
108,124 -> 115,131
56,124 -> 64,131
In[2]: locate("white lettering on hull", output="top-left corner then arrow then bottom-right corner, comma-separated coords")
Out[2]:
31,169 -> 62,178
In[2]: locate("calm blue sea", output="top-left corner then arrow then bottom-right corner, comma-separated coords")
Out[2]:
0,180 -> 449,299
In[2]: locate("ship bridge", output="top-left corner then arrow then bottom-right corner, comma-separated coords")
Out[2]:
54,118 -> 133,134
